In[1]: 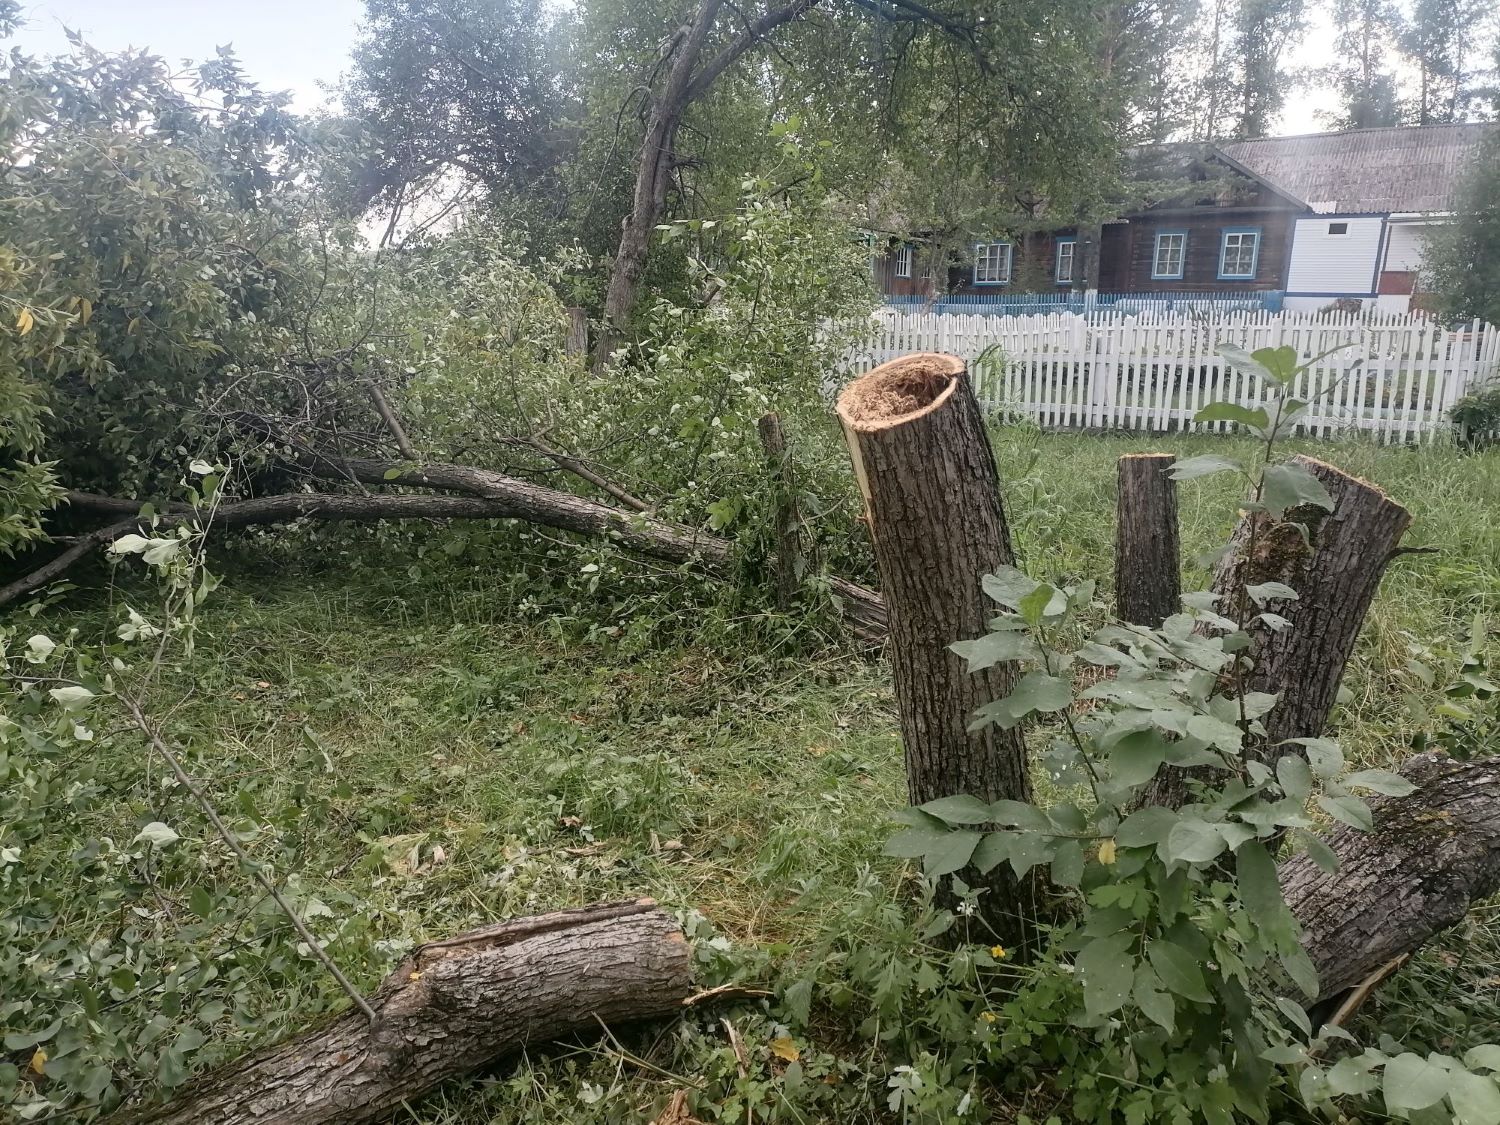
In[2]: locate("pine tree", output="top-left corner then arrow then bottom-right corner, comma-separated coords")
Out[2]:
1322,0 -> 1403,129
1232,0 -> 1306,138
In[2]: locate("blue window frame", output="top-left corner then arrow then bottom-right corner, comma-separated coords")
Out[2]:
1054,237 -> 1077,284
973,241 -> 1012,286
1151,231 -> 1187,280
1217,227 -> 1261,280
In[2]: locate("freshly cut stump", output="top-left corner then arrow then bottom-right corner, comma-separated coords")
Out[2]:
111,900 -> 693,1125
837,353 -> 1036,950
1115,453 -> 1180,628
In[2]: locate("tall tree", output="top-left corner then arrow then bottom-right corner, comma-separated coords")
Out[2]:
1399,0 -> 1493,124
1425,134 -> 1500,324
1322,0 -> 1403,129
1232,0 -> 1306,138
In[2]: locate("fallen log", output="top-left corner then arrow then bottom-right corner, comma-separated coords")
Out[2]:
1114,452 -> 1179,628
5,468 -> 889,640
110,900 -> 693,1125
836,353 -> 1036,950
1285,753 -> 1500,1002
1140,455 -> 1412,809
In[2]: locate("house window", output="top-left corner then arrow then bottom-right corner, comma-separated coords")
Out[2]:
893,245 -> 913,278
1152,232 -> 1186,280
1328,222 -> 1349,235
1218,228 -> 1260,280
1055,238 -> 1077,284
974,241 -> 1012,285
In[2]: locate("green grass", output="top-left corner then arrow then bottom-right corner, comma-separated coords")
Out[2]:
8,430 -> 1500,1122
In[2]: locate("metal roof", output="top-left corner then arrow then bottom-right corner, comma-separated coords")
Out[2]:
1218,123 -> 1496,214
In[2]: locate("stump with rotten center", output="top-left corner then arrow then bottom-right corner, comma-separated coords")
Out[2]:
836,353 -> 1035,950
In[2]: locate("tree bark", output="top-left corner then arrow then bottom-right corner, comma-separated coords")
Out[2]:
1140,455 -> 1412,809
111,901 -> 693,1125
757,412 -> 802,610
564,307 -> 589,357
836,353 -> 1035,949
1114,453 -> 1180,627
1283,753 -> 1500,1002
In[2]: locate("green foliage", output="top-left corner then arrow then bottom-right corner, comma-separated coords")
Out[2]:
1428,134 -> 1500,326
1450,381 -> 1500,448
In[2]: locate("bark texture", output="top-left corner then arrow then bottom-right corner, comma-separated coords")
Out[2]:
112,901 -> 692,1125
1114,453 -> 1180,628
1284,753 -> 1500,1001
757,411 -> 802,610
1141,455 -> 1411,808
836,353 -> 1034,947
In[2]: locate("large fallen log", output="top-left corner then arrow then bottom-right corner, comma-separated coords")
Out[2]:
836,353 -> 1036,950
110,900 -> 693,1125
1286,753 -> 1500,1002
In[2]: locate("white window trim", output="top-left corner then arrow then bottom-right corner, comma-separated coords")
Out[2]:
973,241 -> 1013,285
1152,232 -> 1186,280
1217,229 -> 1260,280
893,245 -> 913,278
1055,239 -> 1077,283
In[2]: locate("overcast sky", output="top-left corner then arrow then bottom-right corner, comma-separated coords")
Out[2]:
7,0 -> 1336,133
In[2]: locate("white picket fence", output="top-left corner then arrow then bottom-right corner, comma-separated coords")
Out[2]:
843,309 -> 1500,443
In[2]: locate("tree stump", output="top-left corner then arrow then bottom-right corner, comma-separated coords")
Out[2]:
1115,453 -> 1180,627
836,353 -> 1035,948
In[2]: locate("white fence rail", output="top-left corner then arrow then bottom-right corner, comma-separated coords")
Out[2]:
844,310 -> 1500,443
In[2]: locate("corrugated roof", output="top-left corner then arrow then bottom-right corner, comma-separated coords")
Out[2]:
1218,123 -> 1496,214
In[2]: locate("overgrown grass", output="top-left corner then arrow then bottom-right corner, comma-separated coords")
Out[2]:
8,430 -> 1500,1122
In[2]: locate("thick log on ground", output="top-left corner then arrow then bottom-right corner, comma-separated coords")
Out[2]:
5,465 -> 889,640
1114,453 -> 1179,627
1284,753 -> 1500,1002
112,901 -> 692,1125
836,353 -> 1035,948
1142,455 -> 1411,808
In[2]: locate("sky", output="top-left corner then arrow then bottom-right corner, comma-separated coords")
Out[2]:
7,0 -> 1337,134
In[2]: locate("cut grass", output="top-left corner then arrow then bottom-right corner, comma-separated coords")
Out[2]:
7,430 -> 1500,1122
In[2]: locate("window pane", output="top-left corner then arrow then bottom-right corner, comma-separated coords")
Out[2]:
1155,234 -> 1183,277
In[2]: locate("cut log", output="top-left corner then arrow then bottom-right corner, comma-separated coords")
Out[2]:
111,900 -> 692,1125
757,411 -> 802,611
1114,453 -> 1180,627
1141,455 -> 1412,809
1283,753 -> 1500,1002
836,353 -> 1035,949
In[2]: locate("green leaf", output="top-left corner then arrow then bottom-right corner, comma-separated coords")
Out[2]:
1276,755 -> 1314,802
1018,583 -> 1062,626
1343,769 -> 1416,797
918,795 -> 994,825
1262,463 -> 1335,519
1297,831 -> 1340,874
1326,1055 -> 1378,1097
1219,344 -> 1281,385
1236,842 -> 1284,922
1317,794 -> 1374,832
977,672 -> 1073,729
1193,402 -> 1269,430
1245,581 -> 1298,605
1251,345 -> 1300,382
383,468 -> 404,481
1133,963 -> 1176,1033
133,821 -> 180,848
1050,839 -> 1085,888
1464,1045 -> 1500,1073
883,828 -> 952,858
1147,939 -> 1212,1003
49,685 -> 96,710
950,630 -> 1031,671
1165,818 -> 1228,864
1107,729 -> 1169,788
189,886 -> 213,919
1382,1052 -> 1452,1112
1169,454 -> 1243,480
1449,1070 -> 1500,1125
924,830 -> 981,877
981,566 -> 1040,609
1116,806 -> 1180,848
1077,934 -> 1135,1017
971,832 -> 1011,874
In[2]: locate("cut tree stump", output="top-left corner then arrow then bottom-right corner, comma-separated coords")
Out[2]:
836,353 -> 1036,949
110,900 -> 692,1125
1140,455 -> 1412,809
1114,453 -> 1180,628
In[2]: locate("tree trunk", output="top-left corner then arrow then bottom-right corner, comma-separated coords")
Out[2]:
1114,453 -> 1180,627
836,353 -> 1035,949
111,901 -> 692,1125
1283,753 -> 1500,1002
1141,455 -> 1412,808
564,307 -> 589,358
757,412 -> 802,610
